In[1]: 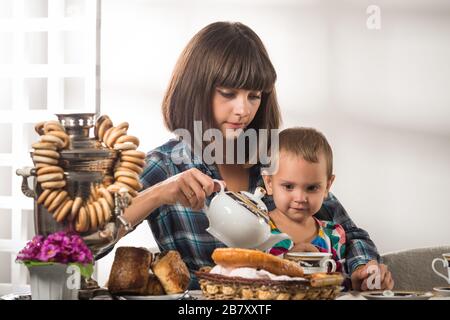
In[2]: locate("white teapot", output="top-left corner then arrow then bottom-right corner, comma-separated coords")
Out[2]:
204,180 -> 291,251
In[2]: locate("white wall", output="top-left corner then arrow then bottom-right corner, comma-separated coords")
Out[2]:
97,0 -> 450,285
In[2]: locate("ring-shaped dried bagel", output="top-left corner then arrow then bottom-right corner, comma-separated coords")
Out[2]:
120,150 -> 145,159
37,172 -> 64,183
35,163 -> 52,170
113,170 -> 139,180
53,198 -> 69,219
106,128 -> 126,148
32,142 -> 58,151
98,198 -> 112,222
34,122 -> 46,135
48,190 -> 68,212
90,185 -> 99,201
43,120 -> 64,131
116,176 -> 142,191
119,161 -> 144,175
69,196 -> 83,222
87,204 -> 98,231
75,207 -> 89,233
94,115 -> 110,138
37,189 -> 52,205
115,135 -> 140,147
33,149 -> 60,159
47,131 -> 70,149
120,156 -> 146,167
102,126 -> 116,145
114,142 -> 138,151
98,187 -> 114,209
41,135 -> 64,149
98,118 -> 113,141
43,122 -> 64,134
93,201 -> 104,226
32,155 -> 59,165
115,122 -> 129,131
55,199 -> 73,223
36,166 -> 64,176
44,190 -> 62,208
41,180 -> 66,190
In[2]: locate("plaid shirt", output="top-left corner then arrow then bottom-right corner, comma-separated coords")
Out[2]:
140,138 -> 380,288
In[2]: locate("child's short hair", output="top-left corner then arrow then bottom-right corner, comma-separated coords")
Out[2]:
279,127 -> 333,179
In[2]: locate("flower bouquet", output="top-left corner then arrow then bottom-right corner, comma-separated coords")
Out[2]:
16,231 -> 94,300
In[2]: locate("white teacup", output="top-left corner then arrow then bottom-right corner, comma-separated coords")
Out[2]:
432,253 -> 450,284
284,252 -> 337,274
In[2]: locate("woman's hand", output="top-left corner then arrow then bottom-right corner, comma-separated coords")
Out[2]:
155,168 -> 224,211
290,243 -> 320,252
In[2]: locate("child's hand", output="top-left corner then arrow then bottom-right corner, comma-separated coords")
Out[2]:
291,243 -> 320,252
351,260 -> 394,291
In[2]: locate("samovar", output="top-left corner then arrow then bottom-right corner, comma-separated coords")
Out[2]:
16,113 -> 134,259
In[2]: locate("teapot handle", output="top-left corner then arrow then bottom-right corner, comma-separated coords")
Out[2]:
212,179 -> 225,193
203,179 -> 225,211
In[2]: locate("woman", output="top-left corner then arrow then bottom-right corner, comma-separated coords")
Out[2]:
122,21 -> 391,290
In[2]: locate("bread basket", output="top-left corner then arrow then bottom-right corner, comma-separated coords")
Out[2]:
195,268 -> 344,300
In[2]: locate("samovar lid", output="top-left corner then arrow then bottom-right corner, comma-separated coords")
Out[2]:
55,113 -> 117,171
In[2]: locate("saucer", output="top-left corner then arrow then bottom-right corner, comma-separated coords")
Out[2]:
361,290 -> 433,300
433,287 -> 450,297
284,252 -> 332,262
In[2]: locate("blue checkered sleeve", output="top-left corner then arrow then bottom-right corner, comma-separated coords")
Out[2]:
140,151 -> 170,190
322,193 -> 381,274
139,145 -> 225,289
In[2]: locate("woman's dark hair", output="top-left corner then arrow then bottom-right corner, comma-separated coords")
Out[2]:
162,21 -> 282,154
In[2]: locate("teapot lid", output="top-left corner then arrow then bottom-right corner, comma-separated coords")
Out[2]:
226,190 -> 270,224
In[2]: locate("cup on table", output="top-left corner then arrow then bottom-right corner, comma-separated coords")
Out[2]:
284,252 -> 337,274
432,253 -> 450,284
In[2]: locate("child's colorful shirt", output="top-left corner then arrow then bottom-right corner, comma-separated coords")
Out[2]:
268,217 -> 347,273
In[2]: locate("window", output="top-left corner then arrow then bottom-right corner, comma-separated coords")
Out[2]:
0,0 -> 99,296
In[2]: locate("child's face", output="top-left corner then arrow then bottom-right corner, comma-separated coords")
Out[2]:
212,87 -> 262,139
263,150 -> 335,222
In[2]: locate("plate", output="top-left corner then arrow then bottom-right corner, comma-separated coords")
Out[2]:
361,291 -> 434,300
433,287 -> 450,297
122,292 -> 188,300
0,293 -> 31,300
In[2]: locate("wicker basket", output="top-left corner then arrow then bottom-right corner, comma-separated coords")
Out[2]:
195,269 -> 344,300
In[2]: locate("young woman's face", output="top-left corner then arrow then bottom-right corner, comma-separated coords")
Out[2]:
212,87 -> 262,139
263,150 -> 335,223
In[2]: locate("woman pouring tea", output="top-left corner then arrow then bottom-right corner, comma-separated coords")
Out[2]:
119,21 -> 390,291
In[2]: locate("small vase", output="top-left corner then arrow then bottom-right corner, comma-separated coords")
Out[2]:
27,263 -> 78,300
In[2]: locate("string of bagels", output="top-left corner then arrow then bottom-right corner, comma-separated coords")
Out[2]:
31,115 -> 146,233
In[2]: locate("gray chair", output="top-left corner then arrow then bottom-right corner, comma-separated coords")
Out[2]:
381,246 -> 450,291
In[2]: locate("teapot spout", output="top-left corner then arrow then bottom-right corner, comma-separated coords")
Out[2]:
255,233 -> 291,251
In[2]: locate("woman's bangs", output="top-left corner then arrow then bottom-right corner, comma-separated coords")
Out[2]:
215,39 -> 276,92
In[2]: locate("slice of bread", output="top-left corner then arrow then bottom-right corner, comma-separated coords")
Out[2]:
152,251 -> 190,294
108,247 -> 152,295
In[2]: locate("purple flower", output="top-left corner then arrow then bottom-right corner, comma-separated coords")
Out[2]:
16,232 -> 93,265
38,244 -> 60,261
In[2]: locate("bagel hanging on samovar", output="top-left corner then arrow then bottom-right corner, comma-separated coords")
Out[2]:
30,115 -> 147,233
